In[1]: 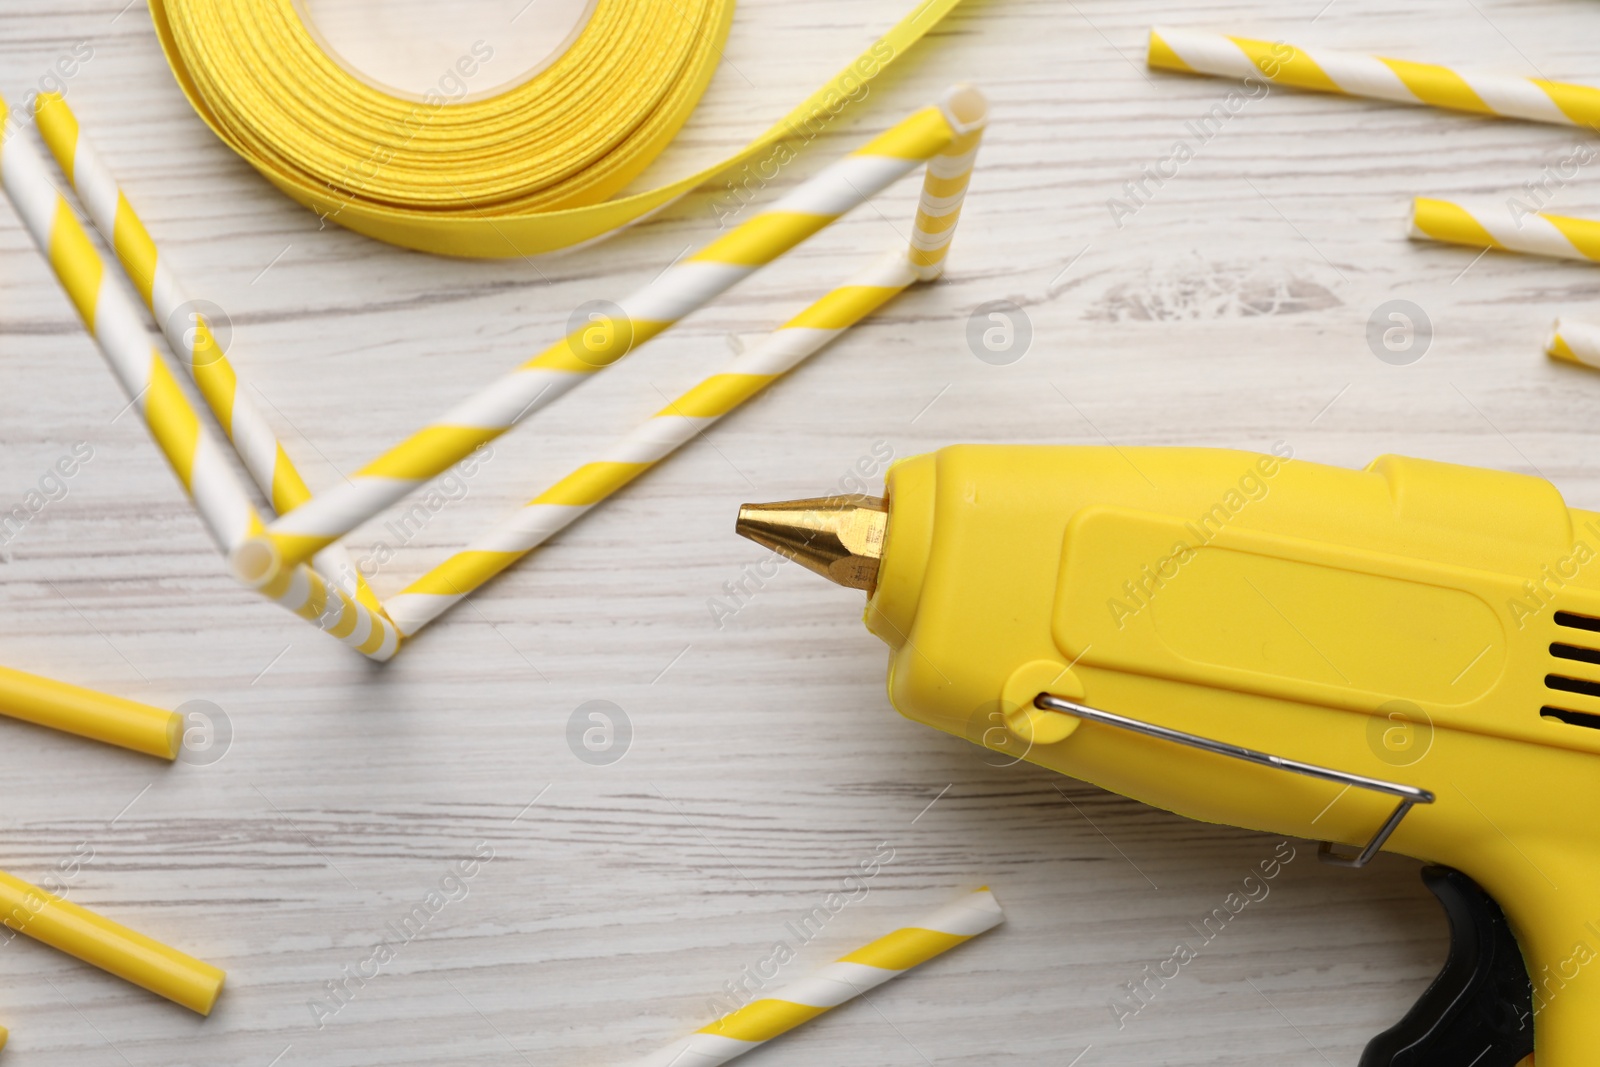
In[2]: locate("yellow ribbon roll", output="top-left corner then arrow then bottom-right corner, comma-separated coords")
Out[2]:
149,0 -> 970,257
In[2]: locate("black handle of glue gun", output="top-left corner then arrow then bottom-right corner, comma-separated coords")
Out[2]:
1359,866 -> 1534,1067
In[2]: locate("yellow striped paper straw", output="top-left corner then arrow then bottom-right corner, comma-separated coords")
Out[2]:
908,84 -> 987,280
384,250 -> 921,635
1410,197 -> 1600,264
633,888 -> 1003,1066
1547,319 -> 1600,369
1148,26 -> 1600,127
385,91 -> 985,635
240,85 -> 991,584
0,100 -> 399,661
31,92 -> 386,620
0,663 -> 181,759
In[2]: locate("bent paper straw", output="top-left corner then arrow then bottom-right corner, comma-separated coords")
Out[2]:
633,888 -> 1004,1067
385,93 -> 987,635
384,250 -> 921,635
0,101 -> 399,660
908,84 -> 987,280
0,664 -> 181,760
1148,26 -> 1600,127
1409,197 -> 1600,264
0,868 -> 224,1014
31,92 -> 386,621
242,86 -> 990,582
1547,319 -> 1600,368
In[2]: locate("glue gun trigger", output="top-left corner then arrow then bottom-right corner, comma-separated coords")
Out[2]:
1358,866 -> 1534,1067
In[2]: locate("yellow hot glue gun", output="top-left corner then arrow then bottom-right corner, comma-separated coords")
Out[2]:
737,445 -> 1600,1067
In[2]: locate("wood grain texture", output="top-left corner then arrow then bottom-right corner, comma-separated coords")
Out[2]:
3,0 -> 1594,1062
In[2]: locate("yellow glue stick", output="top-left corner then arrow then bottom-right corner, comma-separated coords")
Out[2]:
740,445 -> 1600,1067
0,869 -> 224,1014
0,665 -> 182,760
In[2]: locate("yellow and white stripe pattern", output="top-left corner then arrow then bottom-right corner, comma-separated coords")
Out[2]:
384,250 -> 922,635
0,100 -> 398,661
1547,319 -> 1600,370
908,84 -> 986,281
1148,26 -> 1600,127
1409,196 -> 1600,264
384,89 -> 984,634
30,92 -> 386,621
244,86 -> 988,582
633,888 -> 1003,1067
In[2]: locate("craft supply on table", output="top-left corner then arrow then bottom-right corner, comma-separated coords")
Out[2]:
148,0 -> 969,256
1148,25 -> 1600,127
1547,319 -> 1600,368
235,86 -> 990,593
0,96 -> 400,661
635,888 -> 1003,1066
383,86 -> 987,635
738,444 -> 1600,1065
387,251 -> 922,635
29,91 -> 384,619
0,867 -> 225,1014
0,664 -> 181,759
1409,196 -> 1600,264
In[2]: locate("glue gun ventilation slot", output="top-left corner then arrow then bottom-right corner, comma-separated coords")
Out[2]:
1541,611 -> 1600,730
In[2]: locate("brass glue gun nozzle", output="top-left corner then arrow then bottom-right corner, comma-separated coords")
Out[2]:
735,495 -> 888,591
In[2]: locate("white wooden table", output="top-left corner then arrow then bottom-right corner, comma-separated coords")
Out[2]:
2,0 -> 1594,1063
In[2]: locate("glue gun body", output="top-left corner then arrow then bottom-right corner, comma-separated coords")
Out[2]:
862,445 -> 1600,1066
